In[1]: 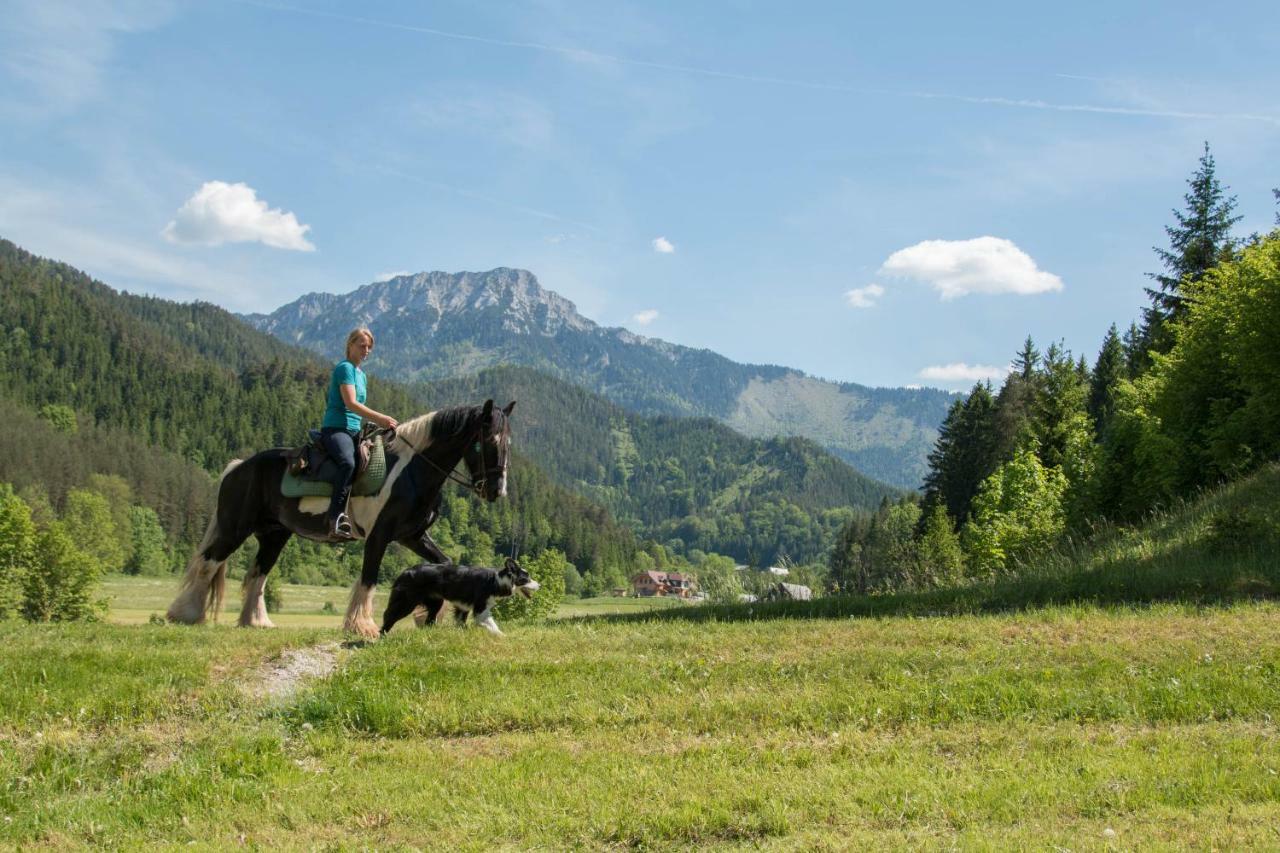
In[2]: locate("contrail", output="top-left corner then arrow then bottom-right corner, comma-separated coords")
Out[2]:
241,0 -> 1280,127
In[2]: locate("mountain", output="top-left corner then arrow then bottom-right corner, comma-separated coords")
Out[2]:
243,269 -> 958,488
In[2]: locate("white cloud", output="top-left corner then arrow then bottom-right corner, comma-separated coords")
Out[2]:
632,309 -> 659,326
880,237 -> 1062,299
651,236 -> 675,254
919,362 -> 1013,384
375,270 -> 410,282
844,283 -> 884,308
162,181 -> 315,251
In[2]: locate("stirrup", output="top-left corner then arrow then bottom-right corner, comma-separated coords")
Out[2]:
330,513 -> 357,540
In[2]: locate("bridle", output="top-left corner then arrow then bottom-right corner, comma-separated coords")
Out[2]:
407,417 -> 507,499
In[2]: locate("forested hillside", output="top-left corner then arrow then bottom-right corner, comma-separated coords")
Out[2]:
829,146 -> 1280,597
416,365 -> 899,563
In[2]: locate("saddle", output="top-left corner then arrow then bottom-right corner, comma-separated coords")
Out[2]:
281,425 -> 390,498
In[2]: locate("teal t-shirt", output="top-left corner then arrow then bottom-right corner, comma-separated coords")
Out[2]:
322,360 -> 366,431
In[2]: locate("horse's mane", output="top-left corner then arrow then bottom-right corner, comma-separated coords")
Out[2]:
393,404 -> 479,453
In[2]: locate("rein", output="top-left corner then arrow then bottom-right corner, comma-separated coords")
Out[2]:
400,421 -> 505,498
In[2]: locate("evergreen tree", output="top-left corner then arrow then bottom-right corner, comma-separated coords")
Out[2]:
1014,336 -> 1041,380
923,384 -> 999,526
1121,321 -> 1145,379
1088,325 -> 1126,435
1143,142 -> 1241,350
1030,342 -> 1090,470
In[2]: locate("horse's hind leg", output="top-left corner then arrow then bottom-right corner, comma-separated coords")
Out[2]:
168,462 -> 251,625
240,529 -> 291,628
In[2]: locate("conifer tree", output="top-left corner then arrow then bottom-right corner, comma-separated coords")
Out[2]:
1014,336 -> 1040,380
1088,324 -> 1126,434
1144,142 -> 1241,350
1121,321 -> 1146,378
923,383 -> 999,526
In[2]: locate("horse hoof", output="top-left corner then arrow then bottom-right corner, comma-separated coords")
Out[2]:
343,618 -> 379,640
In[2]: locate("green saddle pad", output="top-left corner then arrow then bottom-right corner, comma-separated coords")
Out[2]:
281,435 -> 388,498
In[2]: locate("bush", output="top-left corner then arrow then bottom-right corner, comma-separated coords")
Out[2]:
0,484 -> 36,619
494,549 -> 567,622
22,521 -> 103,622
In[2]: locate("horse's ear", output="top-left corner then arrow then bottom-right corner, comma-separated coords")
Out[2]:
482,399 -> 494,419
502,401 -> 516,417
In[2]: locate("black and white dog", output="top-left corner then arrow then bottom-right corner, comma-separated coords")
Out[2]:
380,557 -> 540,636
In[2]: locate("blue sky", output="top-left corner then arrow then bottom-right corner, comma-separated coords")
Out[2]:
2,1 -> 1277,389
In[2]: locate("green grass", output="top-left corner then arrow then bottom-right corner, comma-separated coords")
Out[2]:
2,605 -> 1279,847
102,575 -> 684,624
3,465 -> 1279,847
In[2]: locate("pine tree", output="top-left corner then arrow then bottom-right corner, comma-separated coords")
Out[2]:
1143,142 -> 1241,350
1121,321 -> 1146,378
1030,342 -> 1089,470
923,383 -> 999,526
1014,336 -> 1040,380
1088,324 -> 1126,435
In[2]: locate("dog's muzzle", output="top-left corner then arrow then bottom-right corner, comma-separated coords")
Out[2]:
518,579 -> 541,599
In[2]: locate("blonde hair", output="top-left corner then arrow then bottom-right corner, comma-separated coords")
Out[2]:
345,327 -> 374,360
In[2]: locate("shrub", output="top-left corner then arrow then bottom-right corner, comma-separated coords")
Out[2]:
494,549 -> 567,622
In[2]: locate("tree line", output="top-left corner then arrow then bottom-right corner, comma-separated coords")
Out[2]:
829,144 -> 1280,594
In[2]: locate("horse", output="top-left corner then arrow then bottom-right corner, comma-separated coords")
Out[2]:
166,400 -> 515,639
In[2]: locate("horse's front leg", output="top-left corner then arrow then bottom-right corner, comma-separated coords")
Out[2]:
343,531 -> 390,639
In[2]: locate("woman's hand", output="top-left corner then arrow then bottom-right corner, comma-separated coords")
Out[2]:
377,413 -> 399,430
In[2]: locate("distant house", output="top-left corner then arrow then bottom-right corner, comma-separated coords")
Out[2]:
763,566 -> 791,577
630,571 -> 697,598
761,582 -> 812,601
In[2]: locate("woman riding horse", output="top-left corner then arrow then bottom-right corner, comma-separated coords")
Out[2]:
322,327 -> 398,540
165,387 -> 516,638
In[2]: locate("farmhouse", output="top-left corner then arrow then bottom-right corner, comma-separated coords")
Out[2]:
630,571 -> 696,598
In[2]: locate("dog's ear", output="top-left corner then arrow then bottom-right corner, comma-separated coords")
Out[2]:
503,557 -> 518,572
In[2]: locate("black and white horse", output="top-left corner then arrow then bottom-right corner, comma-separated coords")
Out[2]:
166,400 -> 514,639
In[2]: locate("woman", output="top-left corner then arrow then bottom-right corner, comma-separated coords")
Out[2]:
321,327 -> 398,539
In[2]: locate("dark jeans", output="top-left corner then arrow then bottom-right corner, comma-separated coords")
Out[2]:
320,427 -> 359,520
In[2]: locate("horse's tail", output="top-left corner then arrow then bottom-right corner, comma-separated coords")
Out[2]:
166,459 -> 243,625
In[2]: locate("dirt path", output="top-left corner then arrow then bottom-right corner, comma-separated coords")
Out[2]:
243,641 -> 341,702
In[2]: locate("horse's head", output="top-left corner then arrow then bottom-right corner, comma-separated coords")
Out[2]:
461,399 -> 515,502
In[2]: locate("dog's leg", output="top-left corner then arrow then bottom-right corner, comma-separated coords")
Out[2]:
415,598 -> 444,628
452,603 -> 469,627
476,607 -> 504,635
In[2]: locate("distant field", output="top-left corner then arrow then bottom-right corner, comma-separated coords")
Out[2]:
102,575 -> 684,625
3,603 -> 1279,847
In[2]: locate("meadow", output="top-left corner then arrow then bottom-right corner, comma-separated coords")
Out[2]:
2,469 -> 1278,848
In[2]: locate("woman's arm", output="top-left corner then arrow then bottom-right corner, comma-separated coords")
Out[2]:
340,384 -> 399,429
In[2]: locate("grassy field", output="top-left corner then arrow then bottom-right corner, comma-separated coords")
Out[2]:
2,467 -> 1277,847
2,605 -> 1279,848
101,577 -> 686,625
